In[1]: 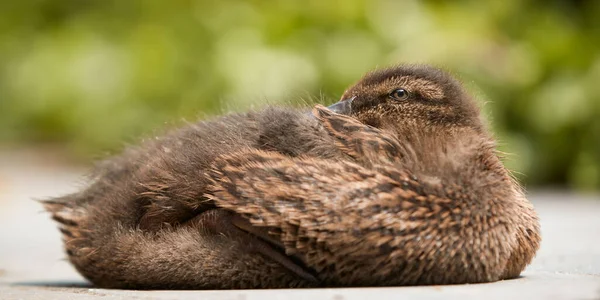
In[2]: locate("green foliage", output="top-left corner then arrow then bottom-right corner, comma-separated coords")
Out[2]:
1,0 -> 599,189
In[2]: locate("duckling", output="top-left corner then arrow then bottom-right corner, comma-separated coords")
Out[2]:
44,65 -> 540,289
208,65 -> 540,286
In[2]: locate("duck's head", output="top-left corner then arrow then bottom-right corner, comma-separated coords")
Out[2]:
326,65 -> 484,134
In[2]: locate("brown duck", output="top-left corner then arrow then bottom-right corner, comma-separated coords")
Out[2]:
44,65 -> 541,289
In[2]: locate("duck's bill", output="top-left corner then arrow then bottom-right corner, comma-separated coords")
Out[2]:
325,97 -> 354,115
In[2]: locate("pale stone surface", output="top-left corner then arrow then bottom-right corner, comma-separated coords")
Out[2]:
1,151 -> 599,299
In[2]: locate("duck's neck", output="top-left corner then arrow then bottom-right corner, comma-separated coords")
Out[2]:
394,125 -> 508,183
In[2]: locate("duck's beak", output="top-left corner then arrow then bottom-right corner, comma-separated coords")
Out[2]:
326,97 -> 355,115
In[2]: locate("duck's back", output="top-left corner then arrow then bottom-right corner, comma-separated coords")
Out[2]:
49,106 -> 343,232
43,106 -> 349,288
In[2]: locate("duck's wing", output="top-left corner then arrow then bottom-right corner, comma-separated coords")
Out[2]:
311,104 -> 407,167
206,148 -> 505,286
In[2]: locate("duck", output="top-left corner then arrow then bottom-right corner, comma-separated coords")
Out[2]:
43,64 -> 540,289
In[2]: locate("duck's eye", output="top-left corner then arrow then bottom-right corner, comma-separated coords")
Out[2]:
389,88 -> 409,100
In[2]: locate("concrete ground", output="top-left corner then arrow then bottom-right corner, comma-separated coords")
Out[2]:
1,150 -> 599,300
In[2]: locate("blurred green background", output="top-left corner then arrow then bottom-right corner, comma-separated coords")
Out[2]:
1,0 -> 599,190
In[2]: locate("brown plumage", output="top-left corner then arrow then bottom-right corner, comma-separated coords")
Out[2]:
43,65 -> 540,289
